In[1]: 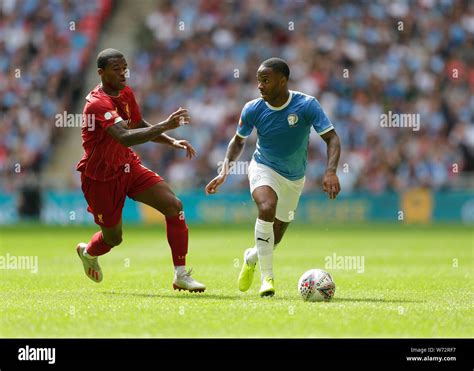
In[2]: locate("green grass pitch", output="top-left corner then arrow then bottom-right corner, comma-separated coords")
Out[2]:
0,223 -> 472,338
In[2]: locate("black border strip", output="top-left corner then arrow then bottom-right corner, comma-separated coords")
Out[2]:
0,338 -> 471,368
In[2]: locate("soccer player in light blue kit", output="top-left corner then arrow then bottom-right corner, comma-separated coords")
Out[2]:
206,58 -> 341,297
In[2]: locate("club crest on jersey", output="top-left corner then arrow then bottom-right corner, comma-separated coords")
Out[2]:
287,113 -> 298,127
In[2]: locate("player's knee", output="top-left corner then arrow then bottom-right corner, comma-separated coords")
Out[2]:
163,197 -> 183,217
104,233 -> 123,247
258,200 -> 277,220
174,197 -> 183,212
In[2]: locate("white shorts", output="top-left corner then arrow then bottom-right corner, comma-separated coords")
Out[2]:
248,160 -> 305,222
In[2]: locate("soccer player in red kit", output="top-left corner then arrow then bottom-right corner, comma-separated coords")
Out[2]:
76,48 -> 205,292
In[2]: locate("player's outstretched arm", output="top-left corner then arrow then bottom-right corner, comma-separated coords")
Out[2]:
106,108 -> 190,147
321,129 -> 341,200
138,119 -> 197,159
205,134 -> 246,195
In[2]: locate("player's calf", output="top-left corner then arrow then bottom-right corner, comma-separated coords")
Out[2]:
103,234 -> 122,247
101,226 -> 123,248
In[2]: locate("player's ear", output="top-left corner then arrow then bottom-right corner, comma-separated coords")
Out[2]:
97,68 -> 104,77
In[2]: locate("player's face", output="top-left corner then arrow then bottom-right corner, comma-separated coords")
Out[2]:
99,57 -> 128,92
256,67 -> 286,102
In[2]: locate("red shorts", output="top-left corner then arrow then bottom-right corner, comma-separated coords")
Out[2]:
80,162 -> 163,227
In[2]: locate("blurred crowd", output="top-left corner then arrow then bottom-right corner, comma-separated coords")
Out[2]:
1,0 -> 473,196
130,0 -> 473,194
0,0 -> 112,192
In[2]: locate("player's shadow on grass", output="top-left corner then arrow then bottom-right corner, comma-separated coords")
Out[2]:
101,292 -> 422,303
334,297 -> 424,303
100,291 -> 243,300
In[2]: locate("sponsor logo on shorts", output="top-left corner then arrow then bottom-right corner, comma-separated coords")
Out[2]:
251,175 -> 262,185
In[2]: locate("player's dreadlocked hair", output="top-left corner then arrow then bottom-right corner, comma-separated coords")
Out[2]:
97,48 -> 124,69
261,57 -> 290,79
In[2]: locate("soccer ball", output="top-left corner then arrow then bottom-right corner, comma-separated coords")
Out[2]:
298,269 -> 336,302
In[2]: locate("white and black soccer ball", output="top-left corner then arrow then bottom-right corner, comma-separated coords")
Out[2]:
298,269 -> 336,302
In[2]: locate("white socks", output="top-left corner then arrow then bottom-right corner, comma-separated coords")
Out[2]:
175,265 -> 186,276
255,218 -> 274,280
245,243 -> 278,265
246,246 -> 258,265
246,243 -> 279,265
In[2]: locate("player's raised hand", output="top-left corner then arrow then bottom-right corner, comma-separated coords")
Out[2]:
165,107 -> 190,130
322,171 -> 341,200
172,139 -> 197,159
205,174 -> 227,195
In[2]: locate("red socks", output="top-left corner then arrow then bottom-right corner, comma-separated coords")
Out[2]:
85,216 -> 188,265
85,231 -> 112,257
166,214 -> 188,266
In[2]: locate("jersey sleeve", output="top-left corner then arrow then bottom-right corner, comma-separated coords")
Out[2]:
306,98 -> 334,135
236,102 -> 254,138
86,99 -> 122,130
126,88 -> 143,128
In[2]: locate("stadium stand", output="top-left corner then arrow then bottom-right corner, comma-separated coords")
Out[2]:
1,0 -> 472,198
129,0 -> 473,193
0,0 -> 113,192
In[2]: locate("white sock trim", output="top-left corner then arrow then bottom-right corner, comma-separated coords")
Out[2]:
245,246 -> 258,265
174,265 -> 186,275
255,218 -> 274,280
255,218 -> 274,232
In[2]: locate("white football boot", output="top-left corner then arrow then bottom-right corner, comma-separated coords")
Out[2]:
238,248 -> 257,292
173,269 -> 206,293
259,276 -> 275,297
76,242 -> 103,283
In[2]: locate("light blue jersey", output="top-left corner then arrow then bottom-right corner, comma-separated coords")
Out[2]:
236,90 -> 334,180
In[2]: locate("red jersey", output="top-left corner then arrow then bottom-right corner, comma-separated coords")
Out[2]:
76,84 -> 143,181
